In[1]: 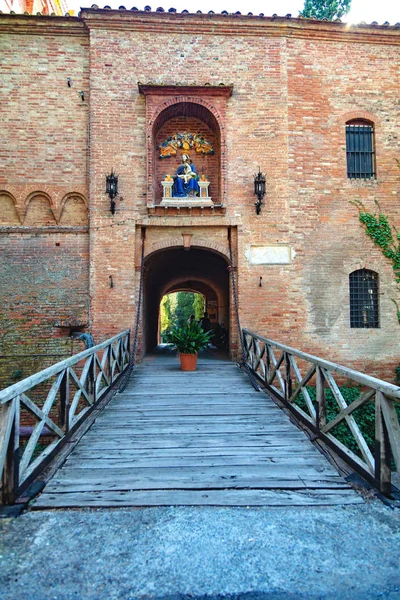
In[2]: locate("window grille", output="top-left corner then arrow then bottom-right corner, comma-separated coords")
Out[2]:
349,269 -> 379,328
346,122 -> 375,179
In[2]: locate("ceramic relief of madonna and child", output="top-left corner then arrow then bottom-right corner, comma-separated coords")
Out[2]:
172,153 -> 200,198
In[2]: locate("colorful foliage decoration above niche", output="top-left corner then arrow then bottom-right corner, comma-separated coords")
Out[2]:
159,132 -> 214,158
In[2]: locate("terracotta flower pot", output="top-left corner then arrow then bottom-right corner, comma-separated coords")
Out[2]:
179,353 -> 198,371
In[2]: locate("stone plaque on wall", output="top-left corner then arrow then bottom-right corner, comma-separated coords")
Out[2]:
246,245 -> 294,265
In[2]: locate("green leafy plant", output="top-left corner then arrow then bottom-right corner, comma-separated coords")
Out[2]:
351,198 -> 400,323
295,385 -> 375,456
299,0 -> 351,21
165,321 -> 213,355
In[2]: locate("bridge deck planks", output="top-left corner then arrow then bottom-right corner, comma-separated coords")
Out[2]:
33,354 -> 363,508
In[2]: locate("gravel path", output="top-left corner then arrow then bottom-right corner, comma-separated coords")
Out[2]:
1,501 -> 400,600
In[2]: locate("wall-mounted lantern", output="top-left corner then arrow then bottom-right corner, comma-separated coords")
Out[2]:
254,167 -> 266,215
106,170 -> 119,215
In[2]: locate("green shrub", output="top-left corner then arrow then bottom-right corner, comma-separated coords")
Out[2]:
295,386 -> 375,457
164,321 -> 213,355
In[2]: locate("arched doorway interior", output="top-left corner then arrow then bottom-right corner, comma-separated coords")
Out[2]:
143,247 -> 230,352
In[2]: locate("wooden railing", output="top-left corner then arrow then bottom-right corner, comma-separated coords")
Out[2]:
243,329 -> 400,496
0,330 -> 130,504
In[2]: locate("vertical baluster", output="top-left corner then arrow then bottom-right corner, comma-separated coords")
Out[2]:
285,353 -> 292,403
2,396 -> 20,504
316,367 -> 326,429
243,332 -> 248,364
91,354 -> 97,404
126,330 -> 131,368
59,369 -> 70,433
108,345 -> 113,384
266,344 -> 271,384
375,391 -> 391,495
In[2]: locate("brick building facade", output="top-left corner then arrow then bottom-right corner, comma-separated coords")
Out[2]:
1,8 -> 399,387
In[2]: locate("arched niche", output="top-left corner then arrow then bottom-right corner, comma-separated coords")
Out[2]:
0,193 -> 20,225
152,101 -> 222,205
24,193 -> 57,226
59,195 -> 88,226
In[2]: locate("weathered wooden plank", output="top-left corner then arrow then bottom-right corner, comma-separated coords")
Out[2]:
70,446 -> 321,459
54,461 -> 339,479
88,424 -> 297,436
32,488 -> 363,508
64,455 -> 330,469
44,476 -> 349,493
77,434 -> 308,450
121,389 -> 261,395
103,408 -> 276,417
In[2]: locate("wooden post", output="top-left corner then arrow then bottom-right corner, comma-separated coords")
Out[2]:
285,352 -> 292,403
266,345 -> 271,383
2,397 -> 20,504
59,369 -> 70,433
108,345 -> 113,384
375,391 -> 391,495
91,355 -> 97,404
316,366 -> 326,430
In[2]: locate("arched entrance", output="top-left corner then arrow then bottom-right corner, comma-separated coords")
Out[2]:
143,246 -> 230,353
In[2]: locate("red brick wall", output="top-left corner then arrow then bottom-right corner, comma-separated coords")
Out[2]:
0,231 -> 89,389
0,17 -> 89,219
1,11 -> 400,384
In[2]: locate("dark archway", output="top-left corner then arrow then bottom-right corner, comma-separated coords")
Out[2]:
143,247 -> 230,352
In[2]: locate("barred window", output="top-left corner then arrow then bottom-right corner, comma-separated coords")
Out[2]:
349,269 -> 379,328
346,120 -> 375,179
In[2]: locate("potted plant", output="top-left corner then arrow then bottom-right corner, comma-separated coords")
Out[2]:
165,321 -> 214,371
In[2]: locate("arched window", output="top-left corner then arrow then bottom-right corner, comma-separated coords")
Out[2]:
349,269 -> 379,328
346,120 -> 375,179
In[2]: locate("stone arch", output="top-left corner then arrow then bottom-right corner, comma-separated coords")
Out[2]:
0,191 -> 21,225
24,192 -> 57,226
149,98 -> 226,205
59,193 -> 88,226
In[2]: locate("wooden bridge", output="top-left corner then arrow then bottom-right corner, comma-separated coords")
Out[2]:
1,330 -> 399,508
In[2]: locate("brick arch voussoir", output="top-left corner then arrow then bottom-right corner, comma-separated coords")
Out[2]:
150,96 -> 224,135
144,239 -> 230,263
24,190 -> 58,223
0,190 -> 22,224
192,239 -> 230,262
59,192 -> 88,222
341,110 -> 380,127
160,274 -> 223,305
345,261 -> 381,277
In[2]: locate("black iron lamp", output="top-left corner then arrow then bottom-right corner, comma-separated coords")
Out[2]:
254,167 -> 266,215
106,170 -> 119,215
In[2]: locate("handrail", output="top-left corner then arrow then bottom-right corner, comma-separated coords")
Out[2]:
242,328 -> 400,496
0,330 -> 130,404
243,330 -> 400,398
0,329 -> 130,504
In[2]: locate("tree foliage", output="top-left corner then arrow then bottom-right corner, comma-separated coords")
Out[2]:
299,0 -> 351,20
160,295 -> 172,334
160,292 -> 206,334
193,294 -> 205,321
